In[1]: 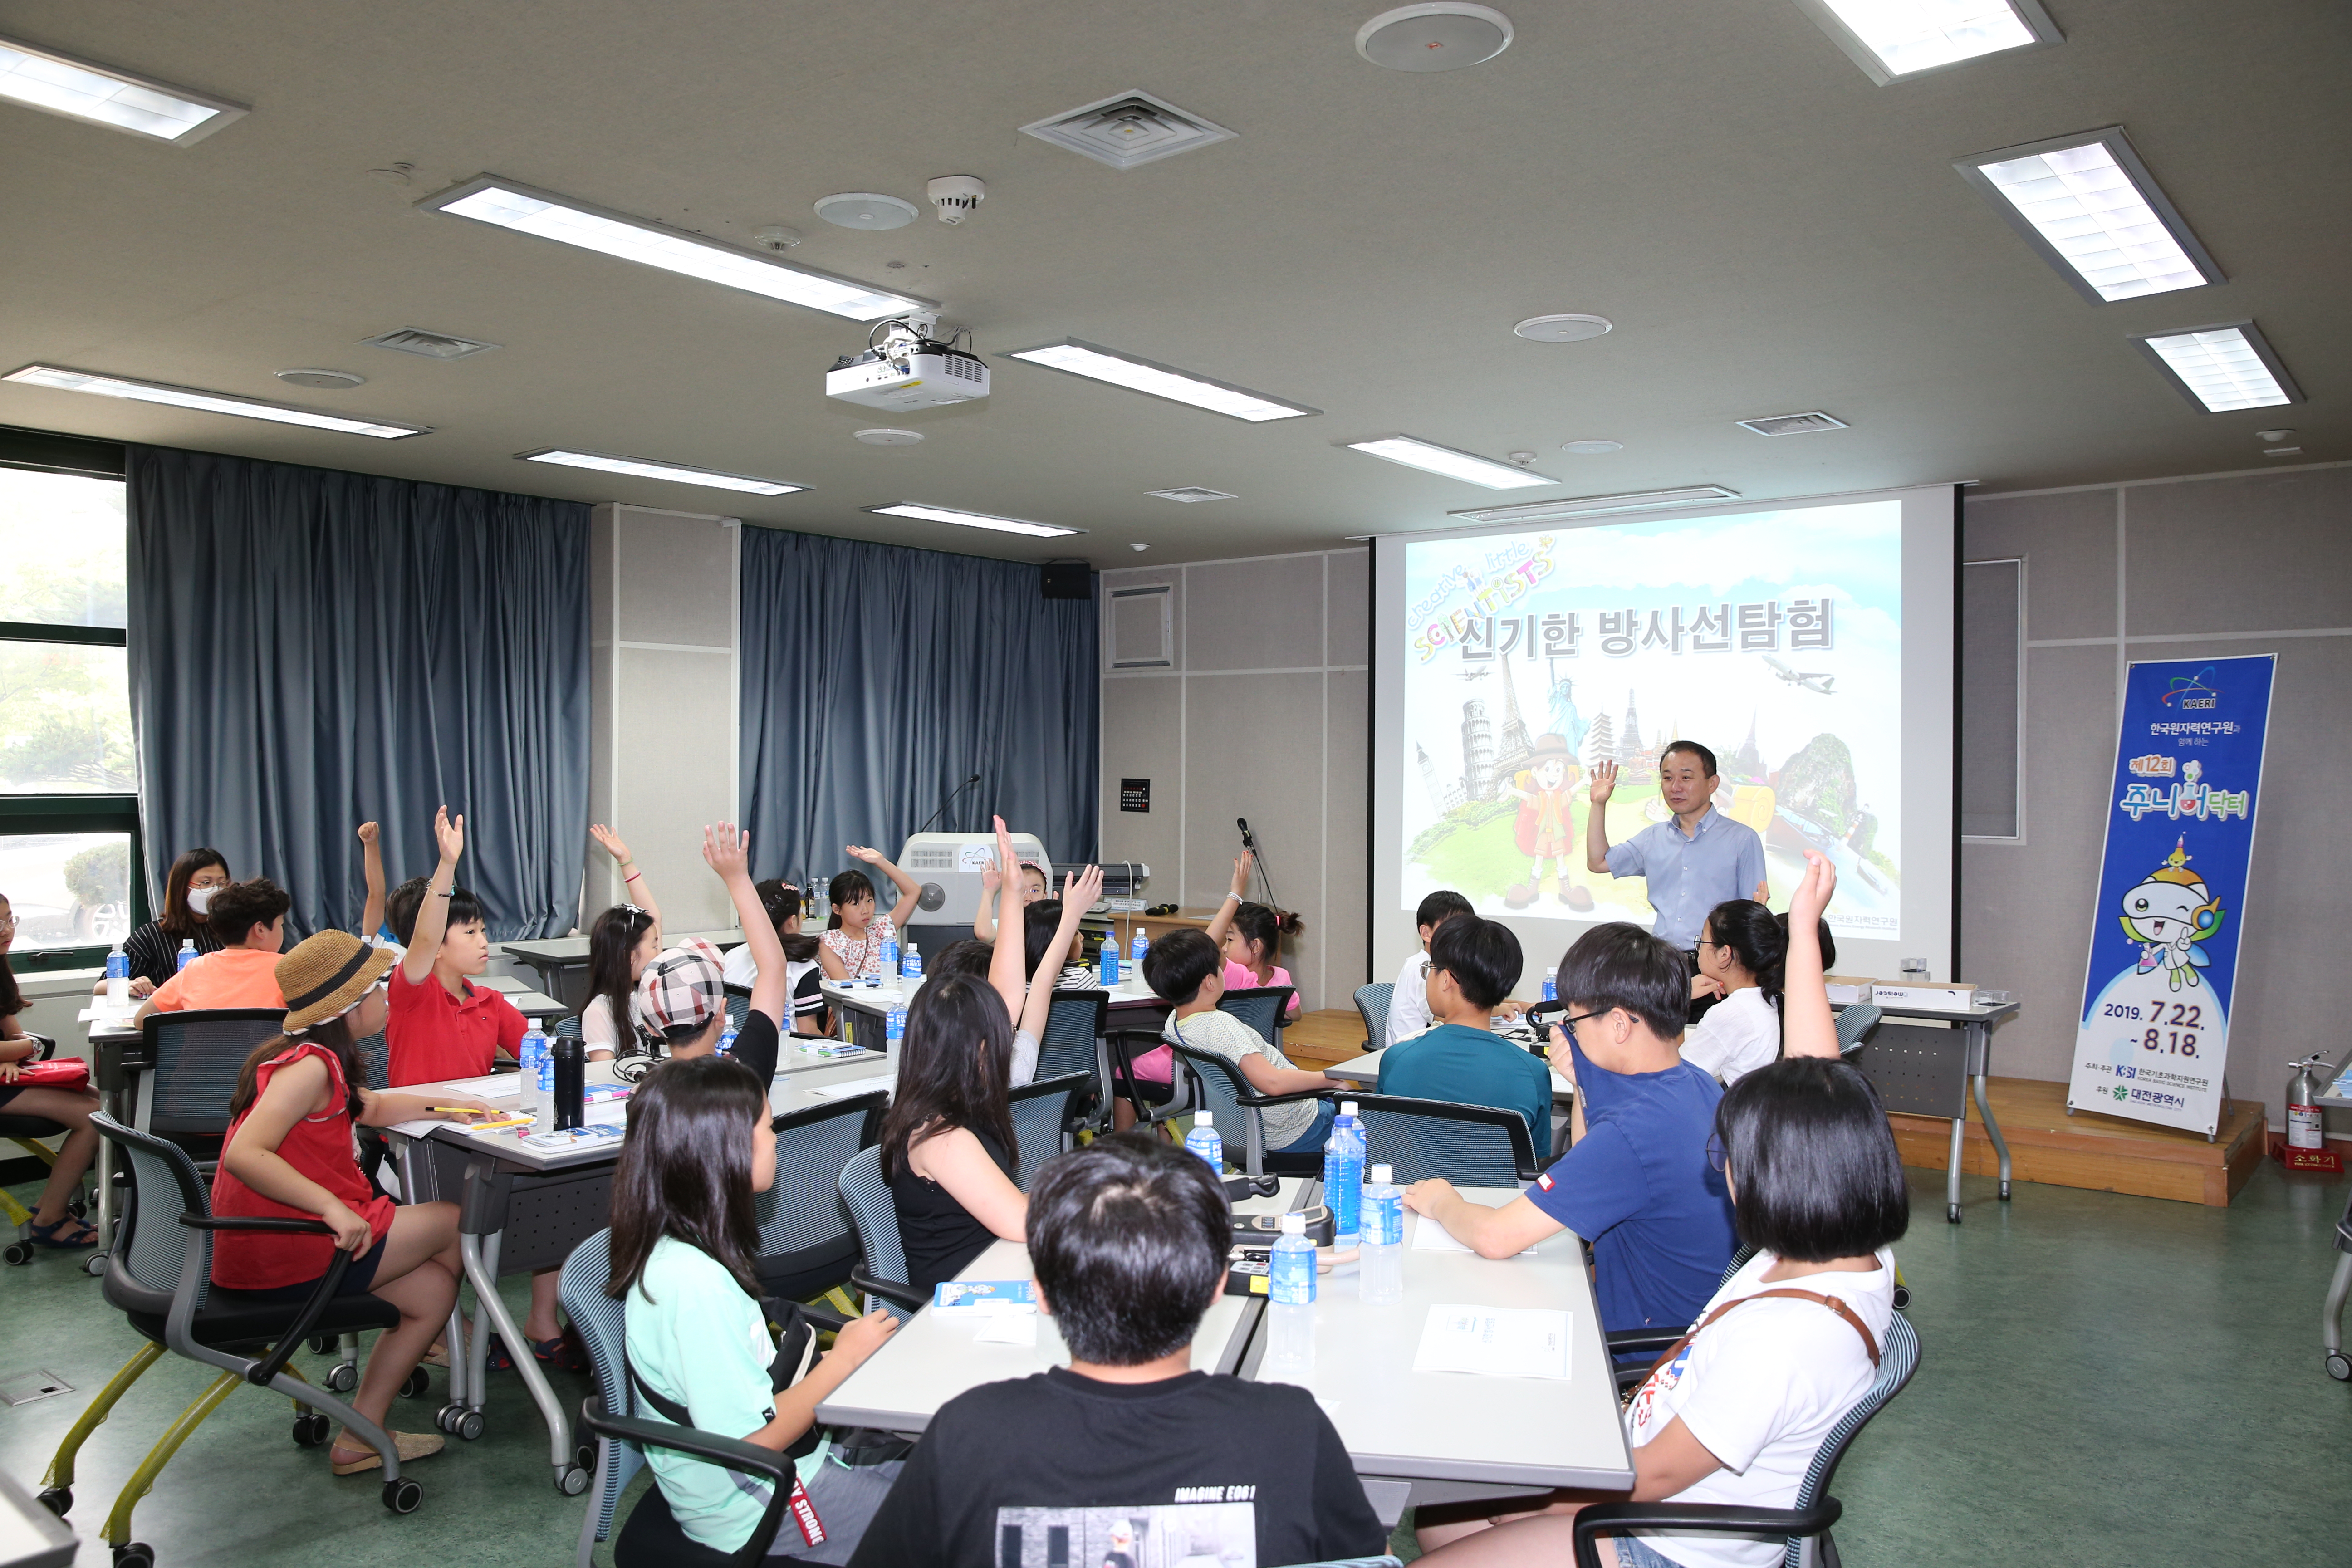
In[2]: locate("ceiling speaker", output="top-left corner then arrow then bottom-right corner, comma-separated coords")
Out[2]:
1041,562 -> 1093,600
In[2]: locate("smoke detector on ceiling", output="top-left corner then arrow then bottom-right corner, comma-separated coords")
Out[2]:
359,327 -> 500,360
1562,439 -> 1623,455
2254,428 -> 2294,443
1019,90 -> 1237,170
1147,486 -> 1237,503
1514,313 -> 1612,343
1736,411 -> 1849,437
814,192 -> 918,230
274,368 -> 366,390
752,224 -> 804,250
1357,4 -> 1515,72
926,176 -> 985,224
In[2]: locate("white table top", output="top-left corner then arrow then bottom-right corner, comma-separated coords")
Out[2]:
80,973 -> 567,1042
821,971 -> 1167,1010
815,1177 -> 1310,1436
1324,1047 -> 1574,1101
1245,1192 -> 1632,1490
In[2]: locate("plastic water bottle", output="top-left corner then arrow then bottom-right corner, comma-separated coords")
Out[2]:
886,1005 -> 906,1056
1184,1111 -> 1223,1173
519,1028 -> 551,1122
105,943 -> 130,1006
1323,1101 -> 1364,1250
880,936 -> 900,984
1266,1213 -> 1317,1375
1360,1163 -> 1404,1306
716,1024 -> 739,1057
1542,966 -> 1558,1003
902,941 -> 922,980
1131,930 -> 1150,972
176,939 -> 198,971
1099,939 -> 1121,988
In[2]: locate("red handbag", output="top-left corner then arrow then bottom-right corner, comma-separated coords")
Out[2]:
8,1058 -> 90,1090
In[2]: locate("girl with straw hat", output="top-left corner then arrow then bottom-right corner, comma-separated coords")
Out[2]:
212,929 -> 495,1474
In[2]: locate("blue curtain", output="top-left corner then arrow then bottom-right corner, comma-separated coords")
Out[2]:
127,446 -> 591,940
739,528 -> 1098,885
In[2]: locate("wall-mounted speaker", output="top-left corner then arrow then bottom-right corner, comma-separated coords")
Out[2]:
1041,561 -> 1092,600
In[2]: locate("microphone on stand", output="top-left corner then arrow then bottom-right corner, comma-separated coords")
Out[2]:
915,773 -> 984,837
1235,818 -> 1279,910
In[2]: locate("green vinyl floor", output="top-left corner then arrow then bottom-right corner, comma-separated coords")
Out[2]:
5,1160 -> 2349,1567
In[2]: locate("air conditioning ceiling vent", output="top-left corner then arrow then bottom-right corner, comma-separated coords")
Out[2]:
360,327 -> 501,360
1147,487 -> 1237,504
1019,91 -> 1237,170
1736,411 -> 1848,437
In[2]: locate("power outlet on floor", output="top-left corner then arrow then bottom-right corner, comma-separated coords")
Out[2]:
0,1368 -> 74,1407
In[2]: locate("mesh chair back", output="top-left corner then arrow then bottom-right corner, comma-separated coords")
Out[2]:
1354,983 -> 1395,1055
757,1092 -> 886,1269
143,1009 -> 285,1135
1348,1093 -> 1535,1186
1834,1004 -> 1883,1058
1216,986 -> 1295,1052
837,1146 -> 911,1316
551,1015 -> 583,1040
1007,1072 -> 1090,1190
92,1111 -> 213,1313
557,1229 -> 645,1555
353,1034 -> 392,1091
723,983 -> 752,1030
1163,1033 -> 1258,1164
1779,1309 -> 1921,1568
1037,991 -> 1108,1087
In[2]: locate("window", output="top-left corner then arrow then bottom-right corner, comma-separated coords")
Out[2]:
0,426 -> 142,971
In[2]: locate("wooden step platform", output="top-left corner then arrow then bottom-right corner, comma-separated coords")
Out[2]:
1889,1075 -> 2268,1207
1281,1008 -> 1373,1070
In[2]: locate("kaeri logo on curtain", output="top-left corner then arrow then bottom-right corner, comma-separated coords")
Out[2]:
2068,656 -> 2275,1136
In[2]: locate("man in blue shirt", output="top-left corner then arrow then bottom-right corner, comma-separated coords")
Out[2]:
1400,923 -> 1736,1336
1585,740 -> 1768,952
1377,915 -> 1553,1153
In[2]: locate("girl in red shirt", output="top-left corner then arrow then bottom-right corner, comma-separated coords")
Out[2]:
213,929 -> 491,1476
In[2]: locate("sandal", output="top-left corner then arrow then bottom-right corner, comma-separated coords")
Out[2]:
26,1216 -> 98,1250
329,1429 -> 445,1475
531,1333 -> 588,1375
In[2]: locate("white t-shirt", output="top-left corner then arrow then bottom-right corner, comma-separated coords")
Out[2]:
1623,1248 -> 1896,1568
1384,949 -> 1433,1046
579,992 -> 627,1057
721,949 -> 828,1034
1680,987 -> 1781,1085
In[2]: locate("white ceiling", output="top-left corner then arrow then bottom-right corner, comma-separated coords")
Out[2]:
2,0 -> 2345,567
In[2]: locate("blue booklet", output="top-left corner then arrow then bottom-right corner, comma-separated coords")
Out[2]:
931,1279 -> 1036,1315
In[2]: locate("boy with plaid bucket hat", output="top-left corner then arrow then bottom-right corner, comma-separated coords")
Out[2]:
632,822 -> 799,1086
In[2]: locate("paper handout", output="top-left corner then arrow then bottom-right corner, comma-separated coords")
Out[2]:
1411,1304 -> 1573,1381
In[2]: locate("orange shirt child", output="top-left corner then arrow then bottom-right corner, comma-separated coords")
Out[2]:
147,947 -> 289,1012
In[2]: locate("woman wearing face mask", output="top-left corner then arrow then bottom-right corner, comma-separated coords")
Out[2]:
95,847 -> 232,999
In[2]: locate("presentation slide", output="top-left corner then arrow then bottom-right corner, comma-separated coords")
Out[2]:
1371,486 -> 1956,988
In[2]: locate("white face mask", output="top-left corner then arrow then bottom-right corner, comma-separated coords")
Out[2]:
186,886 -> 219,916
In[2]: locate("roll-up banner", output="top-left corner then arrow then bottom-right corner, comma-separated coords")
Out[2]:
2068,656 -> 2275,1136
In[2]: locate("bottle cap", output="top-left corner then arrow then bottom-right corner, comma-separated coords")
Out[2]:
1340,1100 -> 1358,1117
1372,1163 -> 1392,1183
1279,1213 -> 1305,1235
1546,965 -> 1558,975
1195,1111 -> 1213,1127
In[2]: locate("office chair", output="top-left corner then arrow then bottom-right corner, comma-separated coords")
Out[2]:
135,1008 -> 287,1162
1036,990 -> 1112,1134
1007,1071 -> 1094,1190
722,982 -> 753,1030
1161,1040 -> 1329,1178
1353,982 -> 1395,1055
1834,1003 -> 1884,1058
753,1091 -> 887,1303
1343,1093 -> 1540,1186
0,1034 -> 93,1267
1216,984 -> 1297,1055
836,1147 -> 926,1318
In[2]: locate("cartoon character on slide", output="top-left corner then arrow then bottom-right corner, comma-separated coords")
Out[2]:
2117,836 -> 2226,992
1504,733 -> 1592,910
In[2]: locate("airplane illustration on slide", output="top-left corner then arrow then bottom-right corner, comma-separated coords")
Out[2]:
1762,656 -> 1835,695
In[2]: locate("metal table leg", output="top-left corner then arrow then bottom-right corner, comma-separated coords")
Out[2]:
2326,1192 -> 2352,1381
1945,1116 -> 1965,1224
1966,1020 -> 2014,1202
456,1154 -> 587,1492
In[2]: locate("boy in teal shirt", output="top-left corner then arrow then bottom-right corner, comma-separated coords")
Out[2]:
1377,915 -> 1553,1151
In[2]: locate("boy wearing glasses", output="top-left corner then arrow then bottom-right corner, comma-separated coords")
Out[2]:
1403,922 -> 1735,1337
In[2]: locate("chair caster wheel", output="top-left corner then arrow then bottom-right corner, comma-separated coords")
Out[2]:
35,1487 -> 69,1517
85,1252 -> 108,1278
1946,1205 -> 1962,1224
399,1366 -> 431,1398
1892,1284 -> 1911,1311
291,1412 -> 332,1447
382,1477 -> 423,1514
556,1465 -> 589,1496
455,1410 -> 484,1441
113,1545 -> 154,1568
323,1362 -> 359,1394
2,1243 -> 30,1266
307,1334 -> 337,1356
2326,1352 -> 2351,1382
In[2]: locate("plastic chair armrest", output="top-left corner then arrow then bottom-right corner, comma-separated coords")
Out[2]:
1234,1085 -> 1333,1109
579,1397 -> 801,1567
800,1300 -> 851,1333
1571,1499 -> 1842,1568
850,1265 -> 926,1313
173,1215 -> 352,1387
1603,1325 -> 1689,1356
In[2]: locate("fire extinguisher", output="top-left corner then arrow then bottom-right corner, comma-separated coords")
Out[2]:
2287,1054 -> 2334,1152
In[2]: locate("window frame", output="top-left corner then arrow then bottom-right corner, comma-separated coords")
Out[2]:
0,425 -> 144,972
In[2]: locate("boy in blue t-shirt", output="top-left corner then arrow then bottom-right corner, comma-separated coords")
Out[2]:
1401,921 -> 1736,1335
1377,914 -> 1554,1152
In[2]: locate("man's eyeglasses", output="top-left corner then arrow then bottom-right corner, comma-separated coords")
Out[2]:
1705,1133 -> 1728,1175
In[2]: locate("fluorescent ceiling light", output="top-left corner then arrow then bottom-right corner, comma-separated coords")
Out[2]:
0,34 -> 246,143
1003,339 -> 1318,422
2129,322 -> 2302,413
1957,128 -> 2222,303
1448,486 -> 1742,524
868,504 -> 1084,539
519,449 -> 804,495
1345,435 -> 1557,490
2,364 -> 427,438
420,176 -> 934,322
1791,0 -> 2060,84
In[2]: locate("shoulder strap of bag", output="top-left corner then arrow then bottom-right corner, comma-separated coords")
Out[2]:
1640,1285 -> 1882,1390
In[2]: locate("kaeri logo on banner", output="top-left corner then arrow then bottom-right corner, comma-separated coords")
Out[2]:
2069,657 -> 2275,1136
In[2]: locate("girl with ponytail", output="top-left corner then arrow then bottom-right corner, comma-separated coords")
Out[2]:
1681,899 -> 1790,1085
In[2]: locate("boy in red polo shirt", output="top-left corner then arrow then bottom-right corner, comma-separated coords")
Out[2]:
387,808 -> 525,1086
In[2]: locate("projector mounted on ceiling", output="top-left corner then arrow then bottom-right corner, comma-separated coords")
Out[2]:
826,314 -> 990,412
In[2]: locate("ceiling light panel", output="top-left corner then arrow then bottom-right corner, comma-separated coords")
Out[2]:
420,176 -> 933,322
2,364 -> 427,438
1956,128 -> 2222,303
1790,0 -> 2061,84
2129,323 -> 2302,413
0,34 -> 246,143
868,504 -> 1084,539
1345,435 -> 1557,490
1005,340 -> 1319,422
518,449 -> 805,495
1448,486 -> 1742,524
